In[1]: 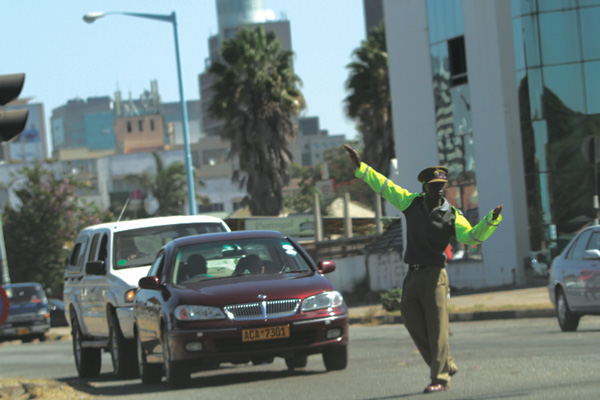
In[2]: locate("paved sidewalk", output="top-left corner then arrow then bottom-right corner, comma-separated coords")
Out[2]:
348,285 -> 555,324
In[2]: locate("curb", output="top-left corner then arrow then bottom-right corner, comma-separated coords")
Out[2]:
349,308 -> 555,325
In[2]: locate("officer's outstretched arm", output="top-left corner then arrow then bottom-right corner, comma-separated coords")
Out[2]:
455,208 -> 502,246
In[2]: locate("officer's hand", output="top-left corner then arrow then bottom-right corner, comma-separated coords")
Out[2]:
344,144 -> 360,168
492,204 -> 503,220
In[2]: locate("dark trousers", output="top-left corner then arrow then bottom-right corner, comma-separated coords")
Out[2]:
401,266 -> 456,385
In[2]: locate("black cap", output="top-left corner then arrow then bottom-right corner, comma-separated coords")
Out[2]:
417,166 -> 449,184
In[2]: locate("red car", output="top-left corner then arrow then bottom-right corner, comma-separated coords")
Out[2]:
133,230 -> 349,387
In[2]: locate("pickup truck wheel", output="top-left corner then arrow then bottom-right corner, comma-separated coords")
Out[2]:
322,345 -> 348,371
72,317 -> 101,378
136,329 -> 162,384
162,325 -> 190,388
109,313 -> 138,379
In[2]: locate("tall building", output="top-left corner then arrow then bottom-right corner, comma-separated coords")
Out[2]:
383,0 -> 561,289
293,116 -> 346,167
363,0 -> 383,33
50,81 -> 203,159
199,0 -> 291,139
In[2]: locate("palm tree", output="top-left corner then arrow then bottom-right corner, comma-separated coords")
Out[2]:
208,26 -> 305,216
345,23 -> 394,179
126,152 -> 207,216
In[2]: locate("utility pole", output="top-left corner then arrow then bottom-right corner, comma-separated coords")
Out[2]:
0,218 -> 9,285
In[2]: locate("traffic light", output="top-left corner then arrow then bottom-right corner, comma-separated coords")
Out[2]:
0,73 -> 29,142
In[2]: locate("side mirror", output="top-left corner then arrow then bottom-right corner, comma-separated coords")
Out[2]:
583,249 -> 600,260
317,260 -> 336,274
139,276 -> 160,290
86,260 -> 106,275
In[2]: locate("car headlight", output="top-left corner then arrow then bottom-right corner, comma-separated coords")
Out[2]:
174,305 -> 226,321
301,291 -> 344,312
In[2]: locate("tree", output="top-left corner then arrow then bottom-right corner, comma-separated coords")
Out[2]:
209,26 -> 305,216
125,151 -> 208,217
323,146 -> 374,210
345,23 -> 394,179
284,164 -> 324,214
2,162 -> 112,294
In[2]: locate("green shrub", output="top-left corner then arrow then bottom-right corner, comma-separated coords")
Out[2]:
380,288 -> 403,312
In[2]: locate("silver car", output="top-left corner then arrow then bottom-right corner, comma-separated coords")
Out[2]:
548,225 -> 600,331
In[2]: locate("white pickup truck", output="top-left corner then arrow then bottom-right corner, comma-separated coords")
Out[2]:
63,215 -> 230,378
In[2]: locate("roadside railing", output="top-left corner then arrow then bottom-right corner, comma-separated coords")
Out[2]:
299,235 -> 380,261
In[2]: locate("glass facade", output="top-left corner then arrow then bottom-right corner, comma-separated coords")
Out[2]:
512,1 -> 600,256
426,0 -> 481,261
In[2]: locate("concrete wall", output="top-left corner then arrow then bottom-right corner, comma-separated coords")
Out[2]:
462,0 -> 530,286
325,255 -> 368,293
330,253 -> 505,293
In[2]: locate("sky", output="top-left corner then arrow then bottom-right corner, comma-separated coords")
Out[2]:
1,0 -> 367,153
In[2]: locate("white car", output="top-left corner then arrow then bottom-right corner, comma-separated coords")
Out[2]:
548,225 -> 600,332
63,215 -> 230,378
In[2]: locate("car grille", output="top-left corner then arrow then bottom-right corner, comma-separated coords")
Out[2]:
224,299 -> 301,321
213,329 -> 317,353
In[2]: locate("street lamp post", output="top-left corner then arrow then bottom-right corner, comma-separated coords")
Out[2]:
83,11 -> 197,215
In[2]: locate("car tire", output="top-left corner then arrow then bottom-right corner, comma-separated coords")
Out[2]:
285,355 -> 308,370
21,337 -> 33,343
557,289 -> 580,332
162,325 -> 190,388
322,345 -> 348,371
136,328 -> 162,384
72,316 -> 101,378
109,313 -> 138,379
37,333 -> 47,342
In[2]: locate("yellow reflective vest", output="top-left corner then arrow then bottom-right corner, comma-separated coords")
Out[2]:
356,163 -> 502,265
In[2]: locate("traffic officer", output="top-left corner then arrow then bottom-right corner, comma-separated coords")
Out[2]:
344,144 -> 502,393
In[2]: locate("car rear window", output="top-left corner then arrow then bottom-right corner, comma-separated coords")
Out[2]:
114,223 -> 228,269
5,285 -> 47,305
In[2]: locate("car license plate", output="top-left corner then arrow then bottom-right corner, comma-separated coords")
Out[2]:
242,325 -> 289,342
17,327 -> 30,336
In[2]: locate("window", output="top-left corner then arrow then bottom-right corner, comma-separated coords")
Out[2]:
69,243 -> 82,266
584,62 -> 600,114
127,121 -> 132,133
150,119 -> 155,131
67,237 -> 89,273
543,63 -> 585,113
148,252 -> 165,279
89,234 -> 100,261
98,234 -> 108,264
138,120 -> 144,131
567,229 -> 593,260
586,232 -> 600,251
113,223 -> 228,270
539,10 -> 580,65
448,36 -> 467,86
198,203 -> 224,213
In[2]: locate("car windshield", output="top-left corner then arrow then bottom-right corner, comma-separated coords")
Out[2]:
114,223 -> 228,270
5,285 -> 46,305
171,237 -> 313,284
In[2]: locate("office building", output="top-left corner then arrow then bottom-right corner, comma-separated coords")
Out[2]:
380,0 -> 600,288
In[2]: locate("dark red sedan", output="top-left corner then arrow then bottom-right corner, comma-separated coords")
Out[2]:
133,230 -> 349,387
